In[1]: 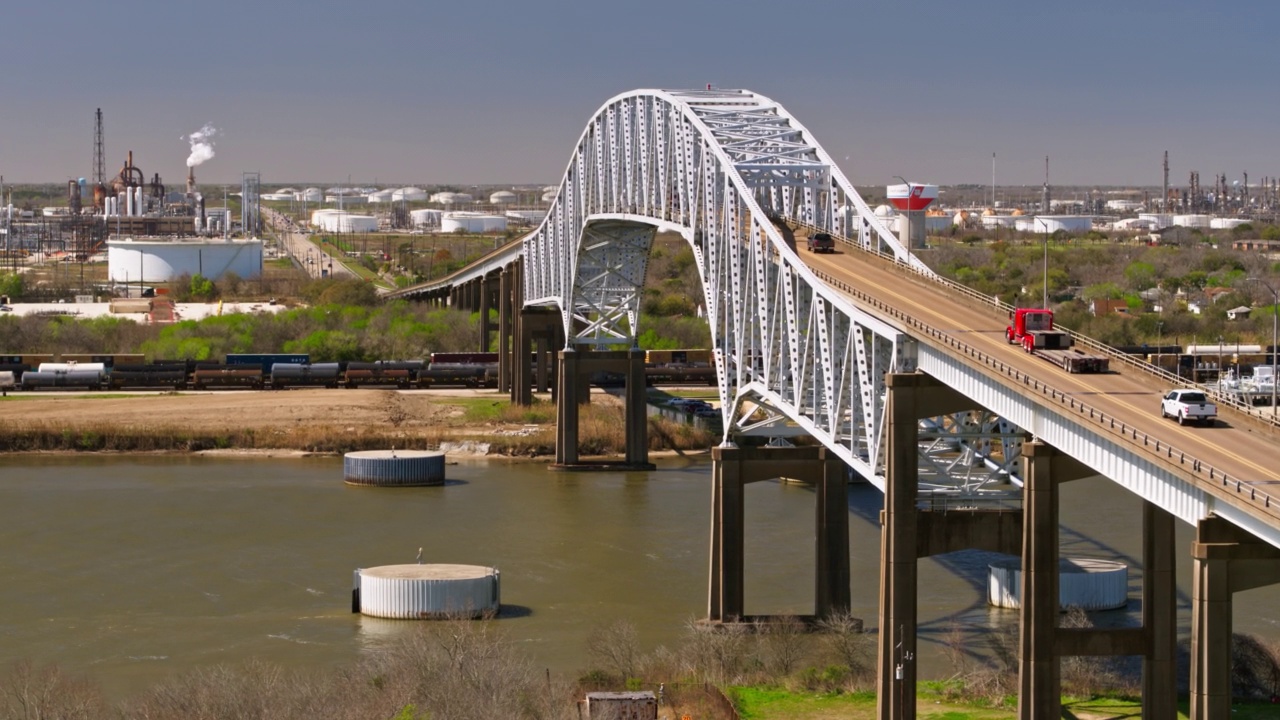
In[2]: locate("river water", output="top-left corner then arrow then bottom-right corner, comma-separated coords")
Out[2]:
1,454 -> 1278,701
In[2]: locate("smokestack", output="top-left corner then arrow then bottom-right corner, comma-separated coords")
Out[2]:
1042,156 -> 1050,213
1162,151 -> 1169,212
187,166 -> 195,196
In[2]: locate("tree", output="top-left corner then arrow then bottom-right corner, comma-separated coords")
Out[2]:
1123,261 -> 1157,291
189,274 -> 216,300
0,272 -> 24,301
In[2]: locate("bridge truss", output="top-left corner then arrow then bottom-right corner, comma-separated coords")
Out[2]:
522,88 -> 1020,497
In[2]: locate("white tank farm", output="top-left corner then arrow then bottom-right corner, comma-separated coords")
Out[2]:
356,564 -> 500,619
442,212 -> 507,233
344,449 -> 445,487
107,238 -> 263,282
988,557 -> 1128,611
489,190 -> 517,204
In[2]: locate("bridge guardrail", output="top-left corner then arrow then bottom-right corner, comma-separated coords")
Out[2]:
790,219 -> 1280,432
807,265 -> 1276,518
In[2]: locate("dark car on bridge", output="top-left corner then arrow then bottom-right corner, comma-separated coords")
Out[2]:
807,232 -> 835,253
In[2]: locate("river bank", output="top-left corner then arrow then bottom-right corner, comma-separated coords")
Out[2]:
0,387 -> 717,456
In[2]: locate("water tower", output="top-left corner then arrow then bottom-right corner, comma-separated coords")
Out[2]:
886,181 -> 938,250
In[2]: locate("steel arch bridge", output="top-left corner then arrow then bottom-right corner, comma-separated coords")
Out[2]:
521,87 -> 1013,495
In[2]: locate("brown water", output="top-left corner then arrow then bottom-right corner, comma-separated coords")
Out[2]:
1,454 -> 1277,701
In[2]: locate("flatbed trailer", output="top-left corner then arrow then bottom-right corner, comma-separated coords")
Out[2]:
1030,346 -> 1110,373
1006,308 -> 1110,374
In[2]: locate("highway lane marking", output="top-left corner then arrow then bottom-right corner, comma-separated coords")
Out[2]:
811,253 -> 1280,484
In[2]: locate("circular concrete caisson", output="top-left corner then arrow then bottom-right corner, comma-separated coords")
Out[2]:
344,449 -> 445,487
357,564 -> 500,619
987,557 -> 1128,611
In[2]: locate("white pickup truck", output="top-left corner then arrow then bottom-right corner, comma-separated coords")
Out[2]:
1161,389 -> 1218,426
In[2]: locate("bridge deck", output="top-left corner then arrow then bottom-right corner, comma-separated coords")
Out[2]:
802,242 -> 1280,525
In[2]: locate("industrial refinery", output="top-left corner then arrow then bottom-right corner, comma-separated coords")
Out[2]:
0,109 -> 263,287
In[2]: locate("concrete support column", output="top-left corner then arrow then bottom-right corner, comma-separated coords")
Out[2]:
536,334 -> 551,395
1142,501 -> 1177,718
624,349 -> 648,467
707,446 -> 745,622
707,446 -> 844,623
878,374 -> 921,720
1018,441 -> 1060,720
497,268 -> 511,393
815,450 -> 850,618
479,276 -> 494,352
512,309 -> 533,405
1191,521 -> 1234,719
554,349 -> 580,465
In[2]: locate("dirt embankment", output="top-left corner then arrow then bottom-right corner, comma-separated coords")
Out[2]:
0,388 -> 535,455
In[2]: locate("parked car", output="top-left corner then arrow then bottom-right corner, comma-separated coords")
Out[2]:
807,232 -> 835,253
1160,389 -> 1218,426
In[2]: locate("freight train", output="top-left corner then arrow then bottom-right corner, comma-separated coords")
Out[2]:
0,350 -> 720,392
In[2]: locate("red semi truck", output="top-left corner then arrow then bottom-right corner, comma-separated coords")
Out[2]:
1005,308 -> 1110,373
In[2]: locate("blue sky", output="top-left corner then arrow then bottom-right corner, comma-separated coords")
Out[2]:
1,1 -> 1275,188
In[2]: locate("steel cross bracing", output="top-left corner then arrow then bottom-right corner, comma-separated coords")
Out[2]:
522,88 -> 1017,496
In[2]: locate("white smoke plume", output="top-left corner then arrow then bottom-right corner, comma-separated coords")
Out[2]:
185,123 -> 218,167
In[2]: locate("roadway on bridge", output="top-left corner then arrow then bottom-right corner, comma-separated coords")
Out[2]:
800,242 -> 1280,523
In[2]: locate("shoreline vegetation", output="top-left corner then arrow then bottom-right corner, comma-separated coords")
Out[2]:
0,389 -> 718,457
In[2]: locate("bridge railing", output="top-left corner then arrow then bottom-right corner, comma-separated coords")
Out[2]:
791,219 -> 1280,431
808,265 -> 1276,517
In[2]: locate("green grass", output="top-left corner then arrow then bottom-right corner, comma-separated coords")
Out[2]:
446,396 -> 555,424
727,686 -> 1280,719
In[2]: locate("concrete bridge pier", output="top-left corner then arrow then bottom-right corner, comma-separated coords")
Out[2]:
1190,516 -> 1280,719
552,348 -> 651,470
706,445 -> 849,623
1018,442 -> 1178,720
879,373 -> 990,720
497,265 -> 514,392
511,306 -> 559,406
479,274 -> 496,352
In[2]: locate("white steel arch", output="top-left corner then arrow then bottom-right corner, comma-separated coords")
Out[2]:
522,88 -> 997,492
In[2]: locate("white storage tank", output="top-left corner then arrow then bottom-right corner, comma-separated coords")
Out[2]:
489,190 -> 517,204
311,208 -> 343,227
1019,215 -> 1093,234
1210,217 -> 1248,230
367,189 -> 395,203
1138,213 -> 1173,230
442,212 -> 507,233
1172,214 -> 1212,229
107,238 -> 264,282
299,187 -> 324,202
316,212 -> 378,233
988,557 -> 1128,610
339,214 -> 378,233
431,192 -> 474,205
355,564 -> 500,619
393,187 -> 427,202
410,209 -> 442,227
